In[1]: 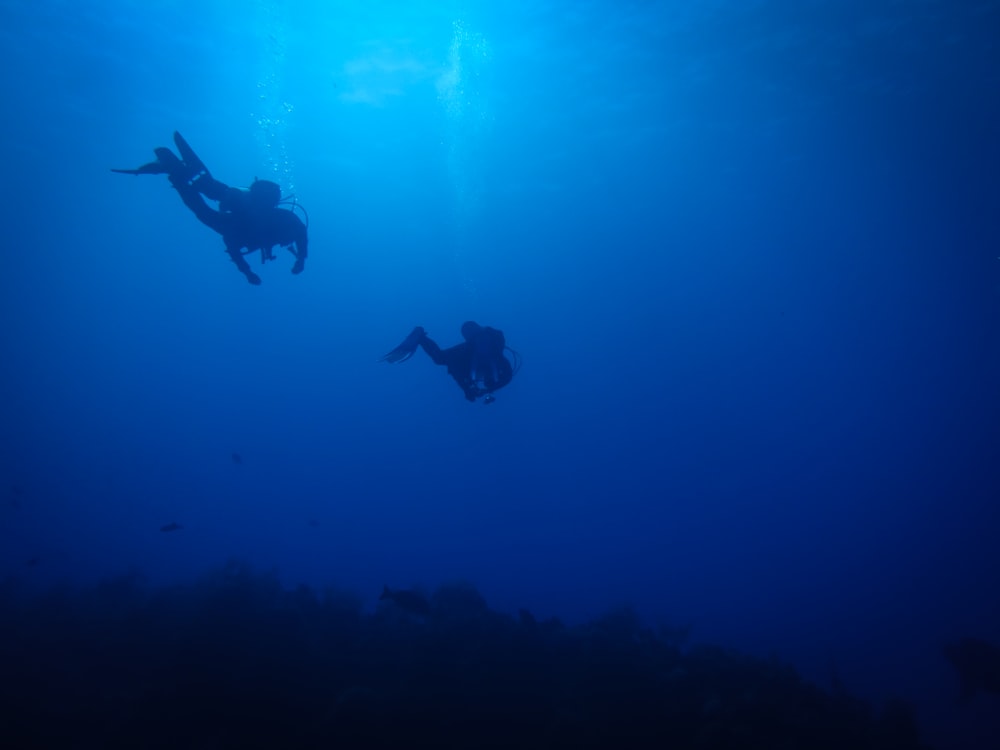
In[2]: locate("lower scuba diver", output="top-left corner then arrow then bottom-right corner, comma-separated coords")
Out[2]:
380,322 -> 520,403
112,132 -> 308,285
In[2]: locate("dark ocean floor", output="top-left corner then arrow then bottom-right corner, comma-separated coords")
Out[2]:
0,561 -> 930,749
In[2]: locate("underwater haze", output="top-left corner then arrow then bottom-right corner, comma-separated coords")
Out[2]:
1,1 -> 998,748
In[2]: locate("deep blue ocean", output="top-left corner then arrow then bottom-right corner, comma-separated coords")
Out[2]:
1,1 -> 998,748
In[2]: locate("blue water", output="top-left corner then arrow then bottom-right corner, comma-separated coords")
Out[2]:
1,1 -> 998,747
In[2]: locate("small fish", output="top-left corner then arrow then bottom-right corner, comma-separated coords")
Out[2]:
160,522 -> 183,532
308,519 -> 321,528
25,557 -> 40,567
232,452 -> 243,465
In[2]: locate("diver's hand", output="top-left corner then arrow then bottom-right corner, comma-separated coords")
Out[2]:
291,258 -> 305,275
245,271 -> 262,286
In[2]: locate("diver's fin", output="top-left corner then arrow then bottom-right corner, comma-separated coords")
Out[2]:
173,131 -> 208,177
379,327 -> 425,364
153,147 -> 185,173
154,147 -> 203,188
111,145 -> 185,176
111,160 -> 171,176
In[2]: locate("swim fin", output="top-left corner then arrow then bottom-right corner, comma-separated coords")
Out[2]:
154,147 -> 185,173
111,146 -> 185,177
112,134 -> 209,181
110,160 -> 172,176
173,131 -> 209,179
379,327 -> 425,363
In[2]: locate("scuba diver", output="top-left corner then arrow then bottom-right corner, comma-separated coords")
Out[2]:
112,132 -> 308,285
380,322 -> 520,403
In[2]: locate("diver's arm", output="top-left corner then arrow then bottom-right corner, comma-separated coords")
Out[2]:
225,243 -> 262,286
291,216 -> 308,274
494,357 -> 514,390
294,218 -> 308,260
271,211 -> 308,274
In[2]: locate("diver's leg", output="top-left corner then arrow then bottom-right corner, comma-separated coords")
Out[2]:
193,176 -> 230,201
418,335 -> 447,365
417,337 -> 478,400
168,176 -> 258,285
169,175 -> 226,234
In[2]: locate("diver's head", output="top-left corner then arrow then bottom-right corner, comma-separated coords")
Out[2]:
249,178 -> 281,208
461,321 -> 482,341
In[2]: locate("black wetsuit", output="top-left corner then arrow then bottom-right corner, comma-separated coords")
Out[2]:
170,174 -> 308,285
420,327 -> 513,401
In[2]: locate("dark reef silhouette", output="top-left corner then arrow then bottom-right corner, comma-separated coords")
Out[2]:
944,637 -> 1000,701
379,583 -> 431,617
0,562 -> 930,749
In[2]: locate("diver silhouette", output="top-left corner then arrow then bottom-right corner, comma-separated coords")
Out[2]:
113,132 -> 308,285
380,322 -> 520,403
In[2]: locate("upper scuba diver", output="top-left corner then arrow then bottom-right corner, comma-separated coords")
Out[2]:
380,322 -> 520,403
112,132 -> 308,285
